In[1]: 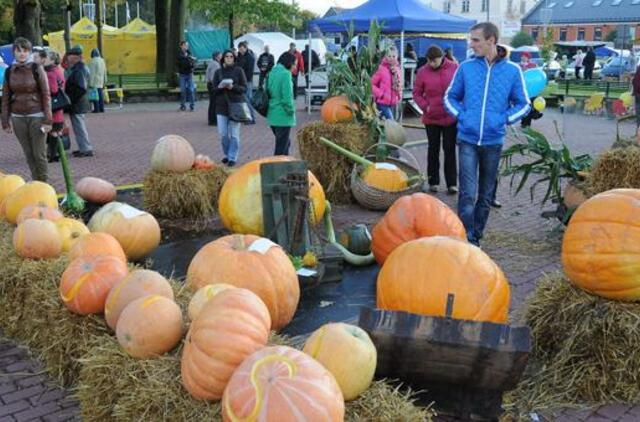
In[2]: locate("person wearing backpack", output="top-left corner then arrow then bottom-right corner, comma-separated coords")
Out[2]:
266,52 -> 296,156
1,37 -> 52,182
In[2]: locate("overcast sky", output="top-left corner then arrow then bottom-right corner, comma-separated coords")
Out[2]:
295,0 -> 367,16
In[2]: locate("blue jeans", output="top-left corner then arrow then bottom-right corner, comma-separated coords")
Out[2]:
377,103 -> 394,120
179,74 -> 195,109
217,114 -> 241,162
457,142 -> 502,245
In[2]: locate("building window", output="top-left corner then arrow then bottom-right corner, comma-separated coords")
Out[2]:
462,0 -> 470,13
594,27 -> 602,40
531,28 -> 539,40
482,0 -> 488,12
578,27 -> 586,40
560,28 -> 568,41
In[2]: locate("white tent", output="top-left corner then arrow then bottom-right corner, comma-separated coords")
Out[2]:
234,32 -> 295,70
297,38 -> 328,65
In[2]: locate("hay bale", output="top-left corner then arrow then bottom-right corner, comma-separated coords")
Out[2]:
143,167 -> 230,220
298,121 -> 373,204
586,146 -> 640,196
503,274 -> 640,418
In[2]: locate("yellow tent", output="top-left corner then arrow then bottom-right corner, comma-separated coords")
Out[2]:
45,17 -> 157,74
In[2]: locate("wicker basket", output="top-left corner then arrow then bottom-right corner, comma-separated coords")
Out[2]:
350,144 -> 424,211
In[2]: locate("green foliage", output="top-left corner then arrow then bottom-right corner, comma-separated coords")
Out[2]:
501,126 -> 593,206
511,31 -> 534,49
605,30 -> 618,43
540,28 -> 555,62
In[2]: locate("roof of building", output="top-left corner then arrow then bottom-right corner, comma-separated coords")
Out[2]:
523,0 -> 640,25
323,7 -> 349,18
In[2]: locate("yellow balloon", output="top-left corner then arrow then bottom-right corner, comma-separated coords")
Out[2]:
620,92 -> 633,107
533,97 -> 546,112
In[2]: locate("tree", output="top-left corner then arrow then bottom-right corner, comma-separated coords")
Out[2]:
511,31 -> 534,49
605,30 -> 618,43
540,28 -> 555,62
13,0 -> 42,45
167,0 -> 187,83
155,0 -> 170,73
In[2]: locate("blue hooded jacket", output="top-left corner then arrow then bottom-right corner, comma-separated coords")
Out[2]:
444,56 -> 530,146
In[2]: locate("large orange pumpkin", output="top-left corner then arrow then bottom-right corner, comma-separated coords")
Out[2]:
59,256 -> 129,314
181,288 -> 271,401
13,219 -> 62,259
187,283 -> 236,321
16,205 -> 63,225
4,181 -> 58,225
562,189 -> 640,300
104,269 -> 174,330
186,234 -> 299,330
87,202 -> 161,261
222,345 -> 345,421
0,175 -> 26,204
116,295 -> 183,358
75,177 -> 117,204
321,95 -> 354,124
218,156 -> 326,235
371,193 -> 466,264
68,232 -> 127,264
150,134 -> 196,173
377,236 -> 510,324
55,218 -> 90,252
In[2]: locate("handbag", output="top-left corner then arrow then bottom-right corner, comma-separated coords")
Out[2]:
51,80 -> 71,112
88,88 -> 99,102
225,92 -> 253,123
251,85 -> 270,118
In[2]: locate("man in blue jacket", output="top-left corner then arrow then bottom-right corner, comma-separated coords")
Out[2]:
445,22 -> 530,246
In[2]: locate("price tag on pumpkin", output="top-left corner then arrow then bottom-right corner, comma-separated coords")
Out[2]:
117,204 -> 147,220
248,238 -> 277,255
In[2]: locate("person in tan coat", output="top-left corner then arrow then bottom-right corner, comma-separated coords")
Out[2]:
1,37 -> 52,182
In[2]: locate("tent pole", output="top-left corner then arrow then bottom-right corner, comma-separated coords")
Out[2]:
400,30 -> 405,123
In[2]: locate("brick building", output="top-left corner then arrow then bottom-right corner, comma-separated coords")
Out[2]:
522,0 -> 640,44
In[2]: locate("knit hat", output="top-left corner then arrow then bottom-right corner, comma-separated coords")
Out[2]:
67,45 -> 83,56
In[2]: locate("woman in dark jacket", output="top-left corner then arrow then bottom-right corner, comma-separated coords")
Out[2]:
212,49 -> 247,167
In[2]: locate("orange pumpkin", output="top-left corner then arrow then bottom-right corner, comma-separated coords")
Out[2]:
75,177 -> 117,204
321,95 -> 354,124
13,219 -> 63,259
222,345 -> 345,421
192,154 -> 215,170
181,288 -> 271,401
377,236 -> 510,324
16,205 -> 63,225
116,295 -> 183,358
186,234 -> 299,330
4,181 -> 58,225
150,134 -> 196,173
0,175 -> 26,204
218,156 -> 326,235
68,232 -> 127,264
371,193 -> 467,265
59,256 -> 129,315
562,189 -> 640,300
104,269 -> 174,330
187,283 -> 236,321
55,218 -> 90,252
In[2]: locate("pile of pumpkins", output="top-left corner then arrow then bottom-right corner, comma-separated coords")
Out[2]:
150,134 -> 214,172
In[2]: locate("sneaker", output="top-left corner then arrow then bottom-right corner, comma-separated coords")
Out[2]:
72,150 -> 82,157
227,160 -> 236,167
429,185 -> 439,193
447,186 -> 458,194
179,106 -> 186,112
221,158 -> 229,164
491,199 -> 502,208
78,151 -> 94,157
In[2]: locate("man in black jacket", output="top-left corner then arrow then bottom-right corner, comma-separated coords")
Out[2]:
177,41 -> 196,111
236,41 -> 256,122
583,47 -> 596,80
303,44 -> 321,89
257,45 -> 274,89
65,46 -> 93,157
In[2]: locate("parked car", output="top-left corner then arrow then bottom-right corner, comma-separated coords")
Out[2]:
564,60 -> 602,79
600,56 -> 636,78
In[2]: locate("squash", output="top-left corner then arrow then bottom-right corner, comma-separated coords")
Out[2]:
338,224 -> 372,255
187,283 -> 236,321
88,202 -> 161,261
361,162 -> 408,192
13,219 -> 62,259
16,205 -> 63,225
105,269 -> 174,330
371,193 -> 466,265
69,232 -> 127,264
59,256 -> 129,314
75,177 -> 117,204
0,175 -> 26,204
383,119 -> 407,146
186,234 -> 299,330
116,295 -> 183,358
321,95 -> 354,124
150,134 -> 196,173
303,323 -> 376,401
377,236 -> 510,324
55,218 -> 90,252
4,181 -> 58,225
181,288 -> 271,401
222,346 -> 344,421
562,189 -> 640,300
218,156 -> 326,235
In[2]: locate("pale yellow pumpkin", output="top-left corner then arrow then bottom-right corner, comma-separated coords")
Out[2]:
4,181 -> 58,225
0,175 -> 26,204
362,163 -> 409,192
13,219 -> 63,259
55,218 -> 90,252
150,135 -> 196,173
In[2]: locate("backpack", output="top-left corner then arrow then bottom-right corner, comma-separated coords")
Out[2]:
251,76 -> 270,118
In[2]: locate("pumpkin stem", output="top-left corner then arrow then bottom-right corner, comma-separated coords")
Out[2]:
319,137 -> 373,167
323,201 -> 376,267
232,235 -> 245,251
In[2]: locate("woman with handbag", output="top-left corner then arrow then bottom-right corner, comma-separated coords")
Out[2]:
266,52 -> 296,155
212,49 -> 248,167
41,50 -> 68,162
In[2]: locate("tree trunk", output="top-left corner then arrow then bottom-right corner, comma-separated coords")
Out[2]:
13,0 -> 43,45
228,11 -> 234,48
63,0 -> 72,52
155,0 -> 170,73
167,0 -> 187,86
96,0 -> 103,54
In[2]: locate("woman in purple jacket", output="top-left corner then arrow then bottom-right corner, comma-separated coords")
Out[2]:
413,45 -> 459,194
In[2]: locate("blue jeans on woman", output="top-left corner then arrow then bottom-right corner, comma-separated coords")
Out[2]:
377,103 -> 394,120
217,114 -> 241,162
457,142 -> 503,246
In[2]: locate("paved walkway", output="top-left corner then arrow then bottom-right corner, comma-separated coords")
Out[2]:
0,99 -> 638,421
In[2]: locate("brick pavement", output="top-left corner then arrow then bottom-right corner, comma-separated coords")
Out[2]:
0,100 -> 638,420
